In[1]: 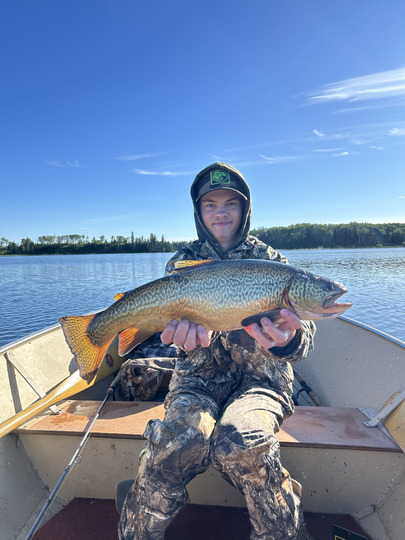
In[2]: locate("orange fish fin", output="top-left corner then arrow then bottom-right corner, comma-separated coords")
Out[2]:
59,314 -> 114,384
118,327 -> 154,356
114,292 -> 126,302
172,259 -> 215,272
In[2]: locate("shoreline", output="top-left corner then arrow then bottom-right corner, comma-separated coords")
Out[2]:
2,244 -> 405,257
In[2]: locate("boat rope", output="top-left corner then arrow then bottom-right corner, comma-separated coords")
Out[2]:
25,368 -> 123,540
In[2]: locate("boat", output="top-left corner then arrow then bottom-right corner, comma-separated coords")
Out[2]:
1,317 -> 404,540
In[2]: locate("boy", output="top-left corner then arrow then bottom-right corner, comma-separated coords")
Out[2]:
119,163 -> 315,540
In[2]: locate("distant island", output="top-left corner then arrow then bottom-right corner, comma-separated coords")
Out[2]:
1,223 -> 404,256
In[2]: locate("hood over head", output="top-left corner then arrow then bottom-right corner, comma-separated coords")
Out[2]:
190,163 -> 252,254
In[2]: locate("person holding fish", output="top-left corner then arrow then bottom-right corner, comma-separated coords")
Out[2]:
118,163 -> 316,540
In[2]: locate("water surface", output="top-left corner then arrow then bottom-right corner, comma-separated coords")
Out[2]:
0,248 -> 404,347
285,247 -> 405,342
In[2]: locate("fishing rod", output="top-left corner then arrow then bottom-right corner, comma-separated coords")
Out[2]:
25,368 -> 122,540
293,370 -> 322,407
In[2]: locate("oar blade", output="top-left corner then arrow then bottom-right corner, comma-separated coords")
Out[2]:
0,340 -> 126,439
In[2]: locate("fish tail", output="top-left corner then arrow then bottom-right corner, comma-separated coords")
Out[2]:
59,314 -> 113,384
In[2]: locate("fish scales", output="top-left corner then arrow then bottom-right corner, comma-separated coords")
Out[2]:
59,259 -> 352,383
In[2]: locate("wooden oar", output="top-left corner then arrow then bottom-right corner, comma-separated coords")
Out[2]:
0,347 -> 125,439
365,390 -> 405,452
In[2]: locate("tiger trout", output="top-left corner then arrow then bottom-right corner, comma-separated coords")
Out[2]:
59,259 -> 352,383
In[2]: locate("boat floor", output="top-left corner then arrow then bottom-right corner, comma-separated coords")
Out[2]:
32,498 -> 373,540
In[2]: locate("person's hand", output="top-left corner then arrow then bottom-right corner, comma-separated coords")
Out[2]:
243,308 -> 301,350
161,319 -> 212,350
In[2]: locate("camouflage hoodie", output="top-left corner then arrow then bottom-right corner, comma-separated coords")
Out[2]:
165,163 -> 316,416
190,162 -> 252,256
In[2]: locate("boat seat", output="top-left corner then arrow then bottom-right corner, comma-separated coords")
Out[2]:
16,400 -> 401,453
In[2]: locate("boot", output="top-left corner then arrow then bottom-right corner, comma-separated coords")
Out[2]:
296,524 -> 314,540
291,478 -> 314,539
116,479 -> 135,513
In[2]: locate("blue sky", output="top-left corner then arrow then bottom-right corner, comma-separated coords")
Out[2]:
1,0 -> 404,244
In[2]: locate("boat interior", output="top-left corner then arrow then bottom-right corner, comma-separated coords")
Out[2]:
1,317 -> 404,540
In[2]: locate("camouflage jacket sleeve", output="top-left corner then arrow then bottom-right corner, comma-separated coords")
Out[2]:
220,311 -> 316,365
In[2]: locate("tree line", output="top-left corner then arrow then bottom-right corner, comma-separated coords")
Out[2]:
0,233 -> 184,255
251,222 -> 405,250
1,222 -> 404,255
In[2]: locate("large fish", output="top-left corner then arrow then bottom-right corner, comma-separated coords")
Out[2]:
59,259 -> 352,383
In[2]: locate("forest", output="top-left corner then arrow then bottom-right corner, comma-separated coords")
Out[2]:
1,223 -> 404,256
250,222 -> 405,250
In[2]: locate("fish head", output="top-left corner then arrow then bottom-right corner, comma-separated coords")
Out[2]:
287,270 -> 353,320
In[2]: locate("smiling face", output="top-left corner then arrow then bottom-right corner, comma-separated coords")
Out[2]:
199,190 -> 243,252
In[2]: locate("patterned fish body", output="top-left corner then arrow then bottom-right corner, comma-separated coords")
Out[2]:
60,259 -> 352,383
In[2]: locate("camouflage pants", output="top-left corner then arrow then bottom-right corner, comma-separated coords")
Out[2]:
118,383 -> 303,540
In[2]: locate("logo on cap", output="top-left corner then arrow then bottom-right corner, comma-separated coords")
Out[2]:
210,169 -> 231,186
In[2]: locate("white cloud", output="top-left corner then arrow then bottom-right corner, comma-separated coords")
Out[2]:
332,151 -> 360,157
66,160 -> 83,168
46,160 -> 64,168
370,145 -> 383,150
330,132 -> 352,140
310,127 -> 392,147
312,129 -> 325,137
389,127 -> 405,136
208,153 -> 223,161
332,102 -> 403,114
305,67 -> 405,105
133,169 -> 189,177
313,148 -> 343,153
46,160 -> 83,168
115,152 -> 166,161
259,154 -> 303,164
398,196 -> 405,199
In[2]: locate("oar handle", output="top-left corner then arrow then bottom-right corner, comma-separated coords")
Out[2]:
0,371 -> 89,439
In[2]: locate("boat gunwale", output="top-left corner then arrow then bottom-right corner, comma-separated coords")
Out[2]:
0,322 -> 62,355
1,315 -> 404,357
340,315 -> 405,347
0,309 -> 103,355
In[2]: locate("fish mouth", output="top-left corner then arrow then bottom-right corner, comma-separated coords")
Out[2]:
321,291 -> 353,317
290,286 -> 353,321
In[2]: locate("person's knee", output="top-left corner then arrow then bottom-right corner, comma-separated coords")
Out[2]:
211,422 -> 280,474
144,417 -> 211,479
211,423 -> 249,471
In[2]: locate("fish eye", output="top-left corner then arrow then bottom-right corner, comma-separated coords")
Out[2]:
325,282 -> 335,292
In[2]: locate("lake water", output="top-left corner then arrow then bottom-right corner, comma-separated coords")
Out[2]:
0,248 -> 404,348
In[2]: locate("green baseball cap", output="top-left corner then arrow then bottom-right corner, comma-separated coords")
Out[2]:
193,163 -> 249,202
